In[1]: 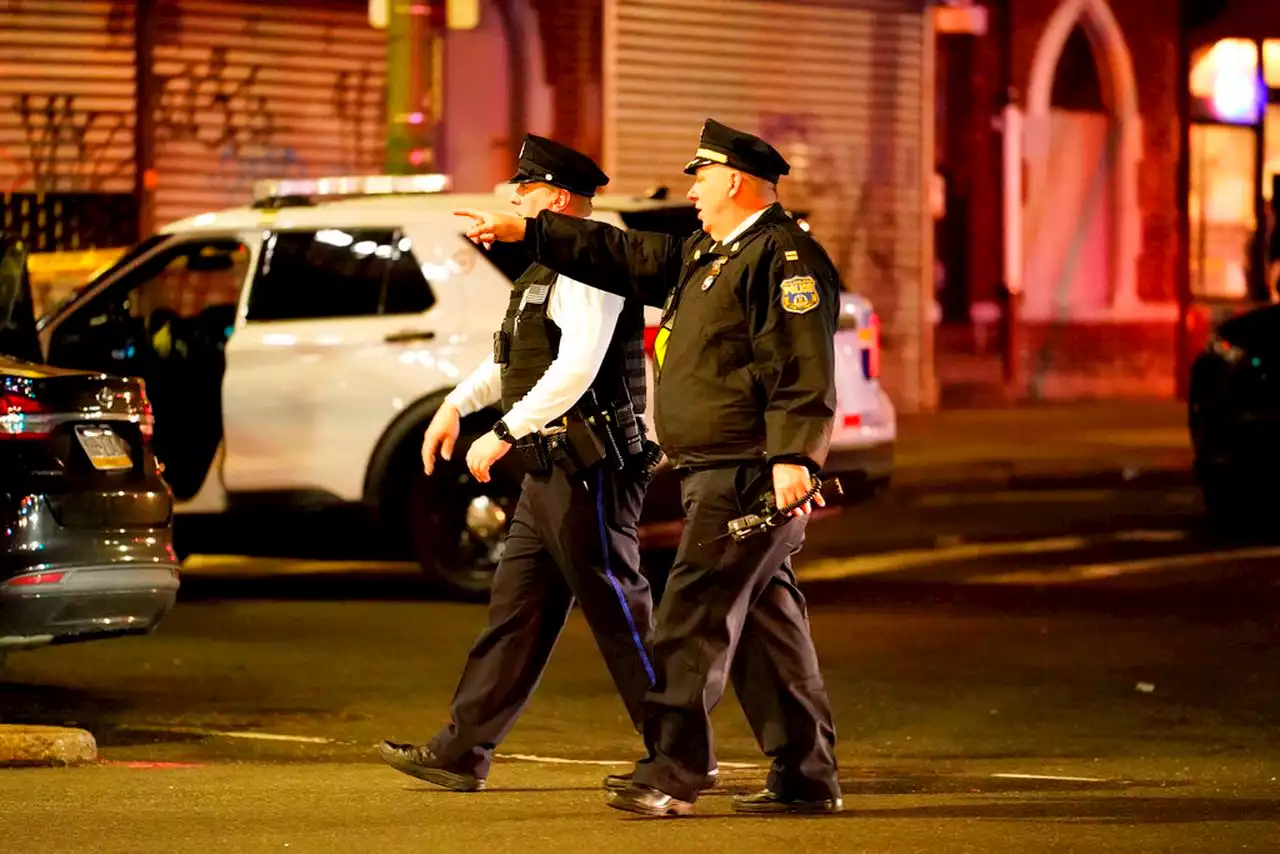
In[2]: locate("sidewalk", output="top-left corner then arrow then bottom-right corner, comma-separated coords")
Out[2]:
888,399 -> 1193,492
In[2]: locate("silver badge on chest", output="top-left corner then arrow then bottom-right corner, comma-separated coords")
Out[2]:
701,257 -> 727,291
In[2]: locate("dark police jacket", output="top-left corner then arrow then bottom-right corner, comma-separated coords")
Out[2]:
523,202 -> 837,471
499,262 -> 647,424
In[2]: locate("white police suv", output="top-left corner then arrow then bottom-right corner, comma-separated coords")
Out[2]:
34,175 -> 895,596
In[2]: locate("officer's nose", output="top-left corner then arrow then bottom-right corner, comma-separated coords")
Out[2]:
686,185 -> 698,203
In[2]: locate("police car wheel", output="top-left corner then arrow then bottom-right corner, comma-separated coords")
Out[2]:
404,436 -> 520,598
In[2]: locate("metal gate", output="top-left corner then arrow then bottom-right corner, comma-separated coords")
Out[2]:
149,0 -> 387,227
603,0 -> 934,410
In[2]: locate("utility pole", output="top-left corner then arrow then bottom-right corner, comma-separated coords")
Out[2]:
134,0 -> 158,239
385,1 -> 446,174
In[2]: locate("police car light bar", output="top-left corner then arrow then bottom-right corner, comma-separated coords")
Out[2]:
251,173 -> 452,206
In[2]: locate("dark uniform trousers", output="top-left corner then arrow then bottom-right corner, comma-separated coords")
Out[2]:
631,459 -> 839,803
427,460 -> 654,779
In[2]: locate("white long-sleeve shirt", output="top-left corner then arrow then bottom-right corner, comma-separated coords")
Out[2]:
444,274 -> 625,440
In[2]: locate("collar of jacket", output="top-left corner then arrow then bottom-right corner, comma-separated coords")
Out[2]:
693,202 -> 787,263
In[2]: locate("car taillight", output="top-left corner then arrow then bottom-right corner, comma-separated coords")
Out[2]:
860,312 -> 881,380
6,571 -> 66,587
0,391 -> 50,439
138,385 -> 154,440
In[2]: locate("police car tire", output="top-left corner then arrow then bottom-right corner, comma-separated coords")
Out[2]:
400,429 -> 520,599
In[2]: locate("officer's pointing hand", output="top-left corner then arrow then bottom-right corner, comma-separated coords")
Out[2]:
454,210 -> 527,248
773,463 -> 823,517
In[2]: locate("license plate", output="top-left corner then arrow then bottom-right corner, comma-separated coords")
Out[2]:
74,425 -> 133,471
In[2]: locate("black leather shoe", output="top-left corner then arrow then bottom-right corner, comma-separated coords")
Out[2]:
377,741 -> 485,792
606,784 -> 694,817
603,767 -> 720,793
731,788 -> 843,814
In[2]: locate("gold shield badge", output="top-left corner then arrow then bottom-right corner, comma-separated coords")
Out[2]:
780,275 -> 819,314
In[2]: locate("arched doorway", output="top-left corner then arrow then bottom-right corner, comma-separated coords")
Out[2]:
1022,0 -> 1143,322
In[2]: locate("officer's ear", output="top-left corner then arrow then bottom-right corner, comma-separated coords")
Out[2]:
727,170 -> 745,199
552,188 -> 570,212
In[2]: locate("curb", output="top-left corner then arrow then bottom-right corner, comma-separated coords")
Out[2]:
0,725 -> 98,768
885,456 -> 1195,495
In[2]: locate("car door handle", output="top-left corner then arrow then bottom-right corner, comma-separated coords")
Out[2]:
384,330 -> 436,344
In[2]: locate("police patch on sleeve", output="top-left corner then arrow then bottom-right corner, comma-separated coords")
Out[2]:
779,275 -> 819,314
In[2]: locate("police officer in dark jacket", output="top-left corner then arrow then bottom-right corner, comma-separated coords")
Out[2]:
378,134 -> 667,793
457,119 -> 842,816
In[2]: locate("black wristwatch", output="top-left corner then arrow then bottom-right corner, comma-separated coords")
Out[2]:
492,419 -> 515,444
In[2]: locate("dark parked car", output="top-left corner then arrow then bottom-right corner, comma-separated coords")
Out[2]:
1188,302 -> 1280,524
0,234 -> 179,663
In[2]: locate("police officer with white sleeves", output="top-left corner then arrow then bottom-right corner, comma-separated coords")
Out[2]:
456,118 -> 843,816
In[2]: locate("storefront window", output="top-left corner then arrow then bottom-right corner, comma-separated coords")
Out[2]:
1188,39 -> 1280,302
1191,39 -> 1264,124
1266,40 -> 1280,89
1190,125 -> 1256,300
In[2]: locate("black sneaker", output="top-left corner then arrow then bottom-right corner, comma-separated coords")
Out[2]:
377,741 -> 485,792
603,767 -> 720,792
731,788 -> 843,814
605,784 -> 694,817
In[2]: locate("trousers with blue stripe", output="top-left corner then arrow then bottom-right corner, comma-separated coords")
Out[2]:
428,460 -> 655,779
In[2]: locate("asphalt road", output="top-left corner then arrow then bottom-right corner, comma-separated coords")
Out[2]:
2,482 -> 1279,853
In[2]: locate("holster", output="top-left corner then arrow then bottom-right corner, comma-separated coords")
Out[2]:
544,391 -> 638,479
545,421 -> 606,479
513,434 -> 552,475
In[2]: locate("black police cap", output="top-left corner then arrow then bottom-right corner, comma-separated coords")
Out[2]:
507,134 -> 609,198
683,119 -> 791,184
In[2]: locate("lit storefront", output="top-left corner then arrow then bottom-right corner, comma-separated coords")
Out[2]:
1188,38 -> 1280,306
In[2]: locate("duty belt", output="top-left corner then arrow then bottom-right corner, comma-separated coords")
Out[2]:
509,395 -> 657,483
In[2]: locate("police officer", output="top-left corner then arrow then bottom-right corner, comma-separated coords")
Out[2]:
378,134 -> 662,792
456,118 -> 842,816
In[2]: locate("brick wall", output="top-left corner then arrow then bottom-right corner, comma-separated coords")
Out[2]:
1017,321 -> 1178,399
529,0 -> 603,163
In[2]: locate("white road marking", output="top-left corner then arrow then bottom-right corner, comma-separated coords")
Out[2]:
110,733 -> 762,769
991,773 -> 1107,783
503,753 -> 757,769
117,724 -> 340,744
972,546 -> 1280,585
795,530 -> 1187,583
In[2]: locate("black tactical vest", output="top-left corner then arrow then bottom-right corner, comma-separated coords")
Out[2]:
498,263 -> 646,422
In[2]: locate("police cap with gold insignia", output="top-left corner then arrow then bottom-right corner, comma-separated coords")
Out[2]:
507,133 -> 609,198
683,118 -> 791,183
